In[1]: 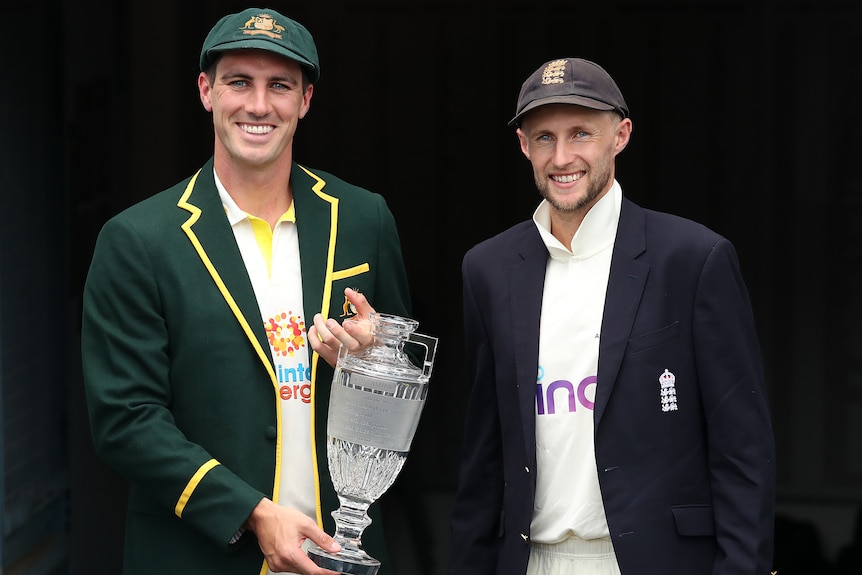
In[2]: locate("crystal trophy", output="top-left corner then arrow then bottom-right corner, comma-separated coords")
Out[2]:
307,313 -> 437,575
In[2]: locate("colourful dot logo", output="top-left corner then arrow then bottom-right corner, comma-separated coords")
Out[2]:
264,311 -> 306,357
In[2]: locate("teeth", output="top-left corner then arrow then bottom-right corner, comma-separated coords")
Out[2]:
240,124 -> 273,135
551,173 -> 582,183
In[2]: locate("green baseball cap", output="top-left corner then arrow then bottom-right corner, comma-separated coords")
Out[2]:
199,8 -> 320,83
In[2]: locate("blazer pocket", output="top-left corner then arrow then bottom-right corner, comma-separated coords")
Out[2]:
628,321 -> 680,353
671,504 -> 715,537
332,262 -> 370,281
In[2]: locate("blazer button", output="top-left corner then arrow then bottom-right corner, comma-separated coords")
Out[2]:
265,426 -> 277,439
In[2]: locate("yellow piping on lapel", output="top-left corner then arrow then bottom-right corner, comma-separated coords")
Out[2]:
176,170 -> 284,504
175,459 -> 221,517
298,164 -> 338,529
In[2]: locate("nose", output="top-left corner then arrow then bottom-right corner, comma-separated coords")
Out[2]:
245,85 -> 270,117
553,141 -> 572,167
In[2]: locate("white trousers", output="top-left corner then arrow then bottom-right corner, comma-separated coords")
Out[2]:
526,536 -> 621,575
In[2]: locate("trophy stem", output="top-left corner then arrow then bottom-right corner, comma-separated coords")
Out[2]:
331,495 -> 373,555
307,495 -> 380,575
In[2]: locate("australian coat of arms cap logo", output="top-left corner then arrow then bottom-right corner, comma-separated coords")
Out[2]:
240,13 -> 285,39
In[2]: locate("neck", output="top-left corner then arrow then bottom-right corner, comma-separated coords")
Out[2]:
215,156 -> 293,228
550,215 -> 584,247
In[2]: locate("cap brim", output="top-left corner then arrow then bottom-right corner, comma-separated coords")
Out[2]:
508,95 -> 615,127
204,39 -> 318,80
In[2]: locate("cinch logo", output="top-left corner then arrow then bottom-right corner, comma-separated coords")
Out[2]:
277,363 -> 312,404
536,366 -> 596,415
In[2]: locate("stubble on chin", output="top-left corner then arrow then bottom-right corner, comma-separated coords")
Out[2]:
535,173 -> 608,214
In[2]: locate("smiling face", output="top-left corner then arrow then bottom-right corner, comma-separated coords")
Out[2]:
517,104 -> 631,220
198,49 -> 312,174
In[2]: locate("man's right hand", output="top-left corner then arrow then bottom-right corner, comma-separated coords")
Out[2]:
245,498 -> 342,575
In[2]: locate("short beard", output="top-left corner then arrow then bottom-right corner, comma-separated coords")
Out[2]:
535,167 -> 611,214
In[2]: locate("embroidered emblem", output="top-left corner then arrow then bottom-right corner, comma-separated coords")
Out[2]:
240,13 -> 286,39
541,59 -> 567,85
659,369 -> 678,412
339,288 -> 360,318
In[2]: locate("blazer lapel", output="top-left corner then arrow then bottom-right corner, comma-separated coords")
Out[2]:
595,199 -> 649,427
291,164 -> 335,321
177,162 -> 275,378
511,224 -> 548,467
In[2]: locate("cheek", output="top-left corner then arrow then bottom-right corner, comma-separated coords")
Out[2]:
527,146 -> 554,168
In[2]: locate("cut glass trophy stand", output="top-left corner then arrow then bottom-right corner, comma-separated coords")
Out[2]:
307,313 -> 437,575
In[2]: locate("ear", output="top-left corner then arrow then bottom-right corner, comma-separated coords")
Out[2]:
613,117 -> 633,156
298,83 -> 314,120
516,128 -> 531,159
198,72 -> 213,112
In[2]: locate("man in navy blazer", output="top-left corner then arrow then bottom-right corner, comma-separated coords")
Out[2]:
448,58 -> 775,575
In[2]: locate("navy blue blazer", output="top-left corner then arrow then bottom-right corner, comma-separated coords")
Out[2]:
449,197 -> 775,575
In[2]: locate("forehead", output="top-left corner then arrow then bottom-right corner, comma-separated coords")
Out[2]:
521,104 -> 611,131
215,49 -> 304,76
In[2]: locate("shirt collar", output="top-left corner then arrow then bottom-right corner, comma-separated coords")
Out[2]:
214,168 -> 295,226
533,179 -> 622,259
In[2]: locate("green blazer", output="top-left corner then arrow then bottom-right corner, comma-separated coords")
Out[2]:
82,158 -> 412,575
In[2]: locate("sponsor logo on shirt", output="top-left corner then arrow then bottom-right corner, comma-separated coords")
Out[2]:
264,310 -> 306,357
536,365 -> 596,415
266,311 -> 311,403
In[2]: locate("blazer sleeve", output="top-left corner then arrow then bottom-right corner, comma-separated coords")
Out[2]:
694,238 -> 776,573
370,194 -> 412,318
81,215 -> 265,548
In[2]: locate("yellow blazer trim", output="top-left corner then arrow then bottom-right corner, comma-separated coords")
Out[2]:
332,262 -> 370,280
176,171 -> 277,384
298,164 -> 339,528
176,171 -> 283,502
175,459 -> 221,517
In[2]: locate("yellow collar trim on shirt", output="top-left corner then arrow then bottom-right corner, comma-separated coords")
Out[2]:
247,202 -> 296,278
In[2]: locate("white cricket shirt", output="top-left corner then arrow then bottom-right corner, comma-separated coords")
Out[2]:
215,171 -> 316,527
530,181 -> 622,543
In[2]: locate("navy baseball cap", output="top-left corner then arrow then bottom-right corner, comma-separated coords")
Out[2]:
509,58 -> 628,127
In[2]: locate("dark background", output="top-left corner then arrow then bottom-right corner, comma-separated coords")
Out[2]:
1,0 -> 861,573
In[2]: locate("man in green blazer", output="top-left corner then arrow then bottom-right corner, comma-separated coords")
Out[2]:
81,8 -> 411,575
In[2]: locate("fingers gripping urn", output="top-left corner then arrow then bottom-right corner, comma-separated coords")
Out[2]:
307,313 -> 438,575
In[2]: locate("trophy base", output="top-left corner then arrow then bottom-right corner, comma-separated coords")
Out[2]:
307,546 -> 380,575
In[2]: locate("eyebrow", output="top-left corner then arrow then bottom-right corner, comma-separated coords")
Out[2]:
219,70 -> 301,85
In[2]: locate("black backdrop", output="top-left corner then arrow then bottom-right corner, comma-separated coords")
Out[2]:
58,1 -> 862,574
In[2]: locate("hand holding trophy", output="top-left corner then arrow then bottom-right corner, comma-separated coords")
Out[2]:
307,313 -> 437,575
